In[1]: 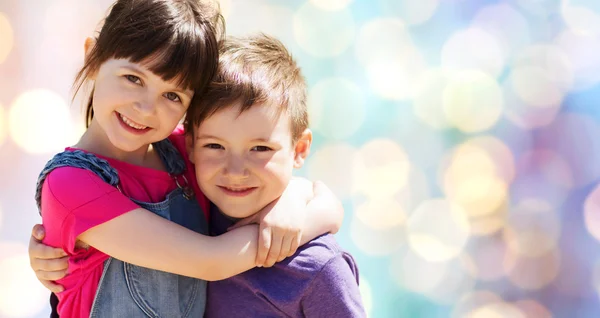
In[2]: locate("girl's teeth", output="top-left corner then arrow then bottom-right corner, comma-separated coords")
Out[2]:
120,114 -> 147,130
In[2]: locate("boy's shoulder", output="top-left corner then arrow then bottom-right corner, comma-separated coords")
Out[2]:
281,234 -> 354,277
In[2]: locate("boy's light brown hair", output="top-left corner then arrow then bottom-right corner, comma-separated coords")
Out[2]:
185,33 -> 308,143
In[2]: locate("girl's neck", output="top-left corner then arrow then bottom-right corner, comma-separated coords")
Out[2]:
75,119 -> 156,167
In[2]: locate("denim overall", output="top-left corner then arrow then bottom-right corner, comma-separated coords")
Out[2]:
35,139 -> 208,317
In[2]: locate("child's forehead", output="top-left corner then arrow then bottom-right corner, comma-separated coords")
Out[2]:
193,101 -> 292,139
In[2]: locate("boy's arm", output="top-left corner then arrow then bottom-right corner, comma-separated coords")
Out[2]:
300,254 -> 367,317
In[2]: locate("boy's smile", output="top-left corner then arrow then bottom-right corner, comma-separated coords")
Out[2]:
189,100 -> 311,219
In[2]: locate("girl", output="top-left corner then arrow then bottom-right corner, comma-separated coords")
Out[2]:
29,0 -> 342,317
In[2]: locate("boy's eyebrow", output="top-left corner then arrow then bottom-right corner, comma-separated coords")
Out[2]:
195,134 -> 221,140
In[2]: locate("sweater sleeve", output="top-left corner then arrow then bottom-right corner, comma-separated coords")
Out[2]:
40,167 -> 140,254
301,252 -> 367,317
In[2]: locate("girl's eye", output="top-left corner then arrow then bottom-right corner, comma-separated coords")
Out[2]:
164,92 -> 181,102
204,143 -> 224,150
125,74 -> 142,85
251,145 -> 273,152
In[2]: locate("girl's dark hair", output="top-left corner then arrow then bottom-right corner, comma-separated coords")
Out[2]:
74,0 -> 225,127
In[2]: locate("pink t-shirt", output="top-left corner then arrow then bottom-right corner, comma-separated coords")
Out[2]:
41,126 -> 208,317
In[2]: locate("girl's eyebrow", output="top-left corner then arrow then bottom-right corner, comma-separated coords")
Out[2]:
120,64 -> 193,97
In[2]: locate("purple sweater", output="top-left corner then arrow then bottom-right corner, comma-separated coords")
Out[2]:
206,208 -> 366,317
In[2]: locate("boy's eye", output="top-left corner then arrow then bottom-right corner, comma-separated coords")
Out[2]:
125,74 -> 142,85
204,143 -> 224,150
251,145 -> 273,152
164,92 -> 181,102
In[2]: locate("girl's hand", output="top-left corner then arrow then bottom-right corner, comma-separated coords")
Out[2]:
230,178 -> 343,268
28,224 -> 69,293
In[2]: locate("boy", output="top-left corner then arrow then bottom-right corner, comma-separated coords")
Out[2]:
185,34 -> 366,317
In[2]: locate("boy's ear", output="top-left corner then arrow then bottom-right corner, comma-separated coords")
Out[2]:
293,129 -> 312,169
185,133 -> 195,164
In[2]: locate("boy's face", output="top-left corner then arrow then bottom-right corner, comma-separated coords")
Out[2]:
189,101 -> 311,219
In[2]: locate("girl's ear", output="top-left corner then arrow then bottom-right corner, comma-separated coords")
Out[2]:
293,129 -> 312,169
83,37 -> 98,79
84,37 -> 96,61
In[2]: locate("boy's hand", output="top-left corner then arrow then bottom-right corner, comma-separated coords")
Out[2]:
230,178 -> 312,267
28,224 -> 69,293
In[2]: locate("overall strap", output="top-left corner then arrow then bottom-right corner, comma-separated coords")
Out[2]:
152,139 -> 186,176
35,150 -> 120,213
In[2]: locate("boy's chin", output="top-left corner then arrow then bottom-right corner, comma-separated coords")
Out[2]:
218,205 -> 260,220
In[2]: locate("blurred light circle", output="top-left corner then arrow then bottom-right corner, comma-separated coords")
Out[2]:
0,104 -> 7,147
442,70 -> 503,133
225,3 -> 296,50
503,198 -> 561,257
9,89 -> 75,154
451,291 -> 503,318
407,199 -> 470,262
393,165 -> 432,218
469,212 -> 507,237
355,18 -> 428,100
513,299 -> 552,318
442,141 -> 509,218
561,5 -> 600,35
469,236 -> 509,282
472,3 -> 531,59
390,250 -> 476,304
355,198 -> 406,231
0,12 -> 14,65
510,44 -> 573,107
381,0 -> 440,26
309,0 -> 352,11
0,252 -> 50,317
504,248 -> 560,290
584,183 -> 600,243
511,66 -> 567,108
503,84 -> 562,130
537,113 -> 600,187
355,18 -> 413,66
413,69 -> 451,130
463,136 -> 516,184
592,259 -> 600,301
365,49 -> 428,101
306,143 -> 357,199
441,28 -> 505,78
555,28 -> 600,90
308,78 -> 365,140
350,214 -> 405,256
515,0 -> 560,17
467,302 -> 526,318
358,277 -> 373,317
353,139 -> 411,199
293,2 -> 355,57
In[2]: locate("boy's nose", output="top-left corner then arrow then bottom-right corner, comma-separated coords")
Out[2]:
224,156 -> 249,180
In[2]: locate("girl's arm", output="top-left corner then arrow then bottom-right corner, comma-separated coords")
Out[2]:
78,208 -> 259,281
81,178 -> 343,279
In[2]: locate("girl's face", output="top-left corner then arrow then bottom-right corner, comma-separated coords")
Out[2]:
90,58 -> 194,153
